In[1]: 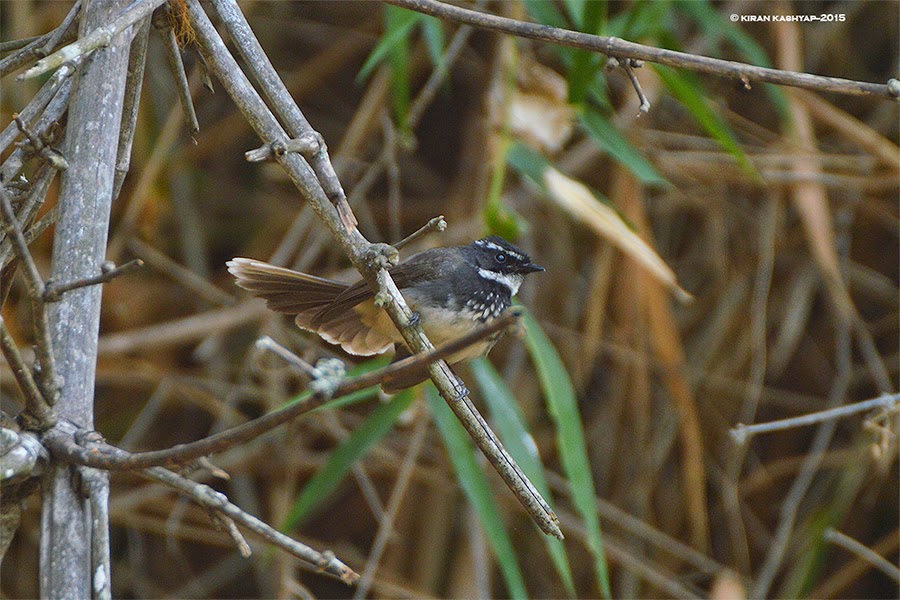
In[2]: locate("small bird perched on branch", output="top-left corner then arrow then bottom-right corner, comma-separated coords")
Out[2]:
227,236 -> 544,392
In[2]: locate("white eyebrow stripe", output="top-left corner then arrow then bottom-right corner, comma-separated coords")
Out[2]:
475,239 -> 526,260
477,268 -> 522,295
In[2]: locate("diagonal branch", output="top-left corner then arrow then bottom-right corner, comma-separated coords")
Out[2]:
43,308 -> 524,471
183,0 -> 563,539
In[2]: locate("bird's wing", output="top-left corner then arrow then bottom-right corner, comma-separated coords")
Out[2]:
311,250 -> 442,326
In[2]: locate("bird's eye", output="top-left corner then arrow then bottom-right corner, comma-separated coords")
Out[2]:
495,252 -> 507,263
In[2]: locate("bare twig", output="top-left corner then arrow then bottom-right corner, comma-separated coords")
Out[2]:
0,184 -> 60,404
207,509 -> 252,558
47,308 -> 525,471
394,215 -> 447,251
126,238 -> 235,306
255,336 -> 319,378
354,407 -> 430,599
210,0 -> 356,228
382,0 -> 896,100
751,227 -> 854,598
136,464 -> 358,583
0,35 -> 44,54
824,528 -> 900,584
612,57 -> 650,115
0,59 -> 78,156
186,0 -> 562,539
20,0 -> 167,80
0,19 -> 78,77
43,259 -> 143,303
0,317 -> 55,429
13,115 -> 68,171
731,393 -> 900,444
151,7 -> 200,135
40,1 -> 84,59
113,17 -> 151,200
244,133 -> 322,162
0,74 -> 74,183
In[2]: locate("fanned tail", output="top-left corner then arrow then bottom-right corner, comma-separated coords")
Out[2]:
226,258 -> 394,356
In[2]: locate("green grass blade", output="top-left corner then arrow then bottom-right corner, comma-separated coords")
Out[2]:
654,65 -> 761,181
581,110 -> 669,187
676,0 -> 789,119
426,386 -> 528,600
523,310 -> 611,598
357,7 -> 421,83
283,390 -> 415,530
523,0 -> 569,28
420,16 -> 445,70
471,358 -> 576,597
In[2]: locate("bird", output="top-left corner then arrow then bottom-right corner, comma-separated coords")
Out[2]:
227,236 -> 544,392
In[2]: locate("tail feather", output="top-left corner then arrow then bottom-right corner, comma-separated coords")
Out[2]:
227,257 -> 394,356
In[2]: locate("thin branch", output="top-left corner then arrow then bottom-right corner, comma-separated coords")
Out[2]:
0,317 -> 55,429
383,0 -> 896,100
0,21 -> 78,77
394,215 -> 447,251
207,508 -> 252,558
45,308 -> 524,471
824,528 -> 900,584
0,35 -> 44,54
731,393 -> 900,444
1,75 -> 75,183
0,59 -> 77,156
210,0 -> 355,227
0,184 -> 59,404
354,406 -> 430,599
611,57 -> 650,115
151,7 -> 199,135
127,238 -> 235,306
140,465 -> 359,583
42,259 -> 143,302
13,114 -> 69,171
113,17 -> 151,200
19,0 -> 166,80
187,0 -> 562,539
39,1 -> 84,59
255,336 -> 319,378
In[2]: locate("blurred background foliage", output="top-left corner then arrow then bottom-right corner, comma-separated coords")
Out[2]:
1,0 -> 898,598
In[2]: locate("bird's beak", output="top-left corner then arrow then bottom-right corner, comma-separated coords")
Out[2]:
521,262 -> 545,274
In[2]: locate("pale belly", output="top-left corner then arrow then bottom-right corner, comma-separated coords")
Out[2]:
357,294 -> 501,364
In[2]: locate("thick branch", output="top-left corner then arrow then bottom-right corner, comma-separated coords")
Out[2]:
383,0 -> 896,100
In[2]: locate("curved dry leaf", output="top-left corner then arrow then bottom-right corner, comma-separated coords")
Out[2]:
543,167 -> 692,302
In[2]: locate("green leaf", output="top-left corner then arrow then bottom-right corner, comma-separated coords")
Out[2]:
563,0 -> 587,27
523,310 -> 611,598
420,16 -> 446,71
283,390 -> 415,530
654,64 -> 761,181
426,386 -> 528,600
471,359 -> 576,597
357,6 -> 422,83
484,137 -> 526,240
676,0 -> 789,120
523,0 -> 569,29
506,141 -> 550,189
581,110 -> 669,187
387,7 -> 413,133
